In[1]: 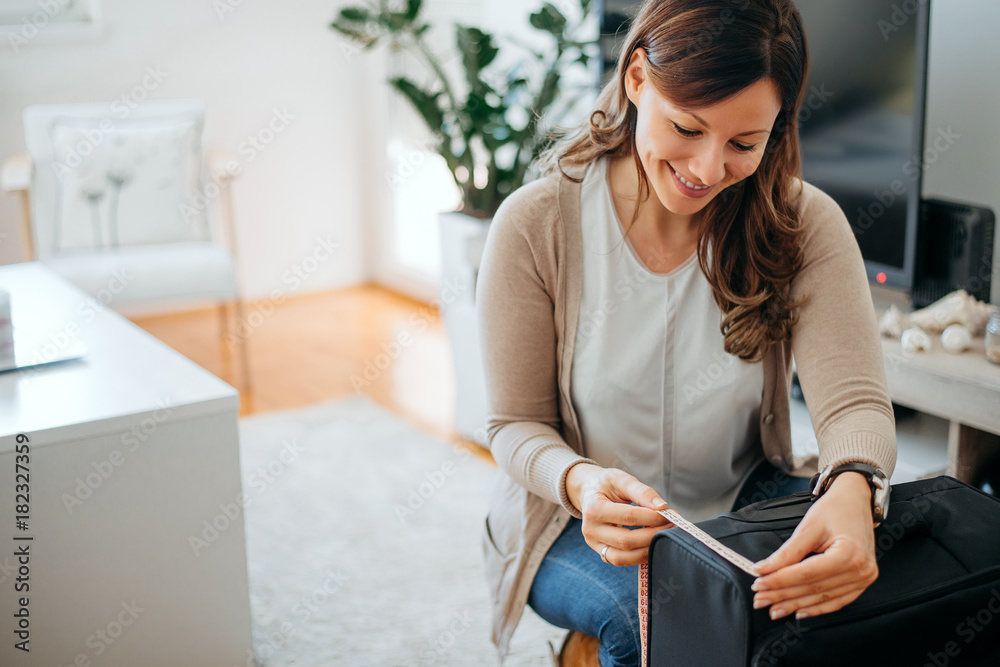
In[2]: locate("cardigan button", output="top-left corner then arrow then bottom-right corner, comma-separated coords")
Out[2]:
763,413 -> 775,425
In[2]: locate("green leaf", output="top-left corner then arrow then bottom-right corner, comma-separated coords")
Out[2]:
456,25 -> 499,93
338,6 -> 371,23
535,69 -> 561,115
403,0 -> 422,21
529,3 -> 567,36
463,90 -> 496,128
389,77 -> 445,132
330,22 -> 381,49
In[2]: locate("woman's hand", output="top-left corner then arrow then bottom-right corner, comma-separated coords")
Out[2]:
566,463 -> 674,566
751,472 -> 879,620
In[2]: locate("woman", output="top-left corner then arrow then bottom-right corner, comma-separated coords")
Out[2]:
476,0 -> 897,665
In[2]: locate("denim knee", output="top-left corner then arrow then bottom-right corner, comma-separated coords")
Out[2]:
596,601 -> 641,667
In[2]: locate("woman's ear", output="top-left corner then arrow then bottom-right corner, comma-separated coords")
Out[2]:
623,47 -> 647,107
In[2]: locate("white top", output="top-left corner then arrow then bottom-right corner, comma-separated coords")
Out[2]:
570,156 -> 766,522
0,262 -> 238,453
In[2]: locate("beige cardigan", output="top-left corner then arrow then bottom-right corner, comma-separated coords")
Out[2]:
475,161 -> 897,662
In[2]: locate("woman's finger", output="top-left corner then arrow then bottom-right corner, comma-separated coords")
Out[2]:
754,518 -> 826,575
620,475 -> 670,511
752,569 -> 861,607
590,498 -> 673,528
592,469 -> 668,511
754,579 -> 864,617
596,543 -> 650,567
774,587 -> 865,621
754,537 -> 859,591
588,523 -> 672,553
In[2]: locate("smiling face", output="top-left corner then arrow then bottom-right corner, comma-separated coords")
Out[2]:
624,47 -> 783,222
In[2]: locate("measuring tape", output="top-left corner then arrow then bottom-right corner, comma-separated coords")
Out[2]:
638,509 -> 760,667
656,509 -> 760,576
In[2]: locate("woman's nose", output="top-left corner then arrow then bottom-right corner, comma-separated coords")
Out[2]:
688,143 -> 727,186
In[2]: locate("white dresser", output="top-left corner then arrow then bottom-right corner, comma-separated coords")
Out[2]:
0,261 -> 253,666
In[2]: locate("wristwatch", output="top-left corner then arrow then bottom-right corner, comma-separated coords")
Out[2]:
809,462 -> 890,527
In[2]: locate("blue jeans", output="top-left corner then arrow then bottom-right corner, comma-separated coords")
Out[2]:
527,459 -> 811,667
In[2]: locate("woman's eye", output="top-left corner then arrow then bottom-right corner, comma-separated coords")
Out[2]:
732,141 -> 757,153
672,123 -> 699,137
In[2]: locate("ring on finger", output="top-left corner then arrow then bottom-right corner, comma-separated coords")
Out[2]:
601,544 -> 611,564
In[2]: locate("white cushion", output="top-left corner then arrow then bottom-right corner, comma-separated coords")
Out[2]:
22,100 -> 209,259
42,242 -> 237,309
48,115 -> 205,251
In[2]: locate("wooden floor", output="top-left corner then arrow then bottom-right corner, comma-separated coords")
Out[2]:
129,284 -> 496,466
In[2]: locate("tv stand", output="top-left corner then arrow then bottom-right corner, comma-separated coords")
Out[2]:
870,283 -> 1000,488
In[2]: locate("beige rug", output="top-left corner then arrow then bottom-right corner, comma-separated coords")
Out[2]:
238,394 -> 565,666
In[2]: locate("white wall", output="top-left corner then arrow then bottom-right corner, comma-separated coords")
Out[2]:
923,0 -> 1000,304
3,0 -> 994,304
0,0 -> 374,302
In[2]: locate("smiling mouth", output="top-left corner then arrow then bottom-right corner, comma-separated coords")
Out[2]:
667,163 -> 715,197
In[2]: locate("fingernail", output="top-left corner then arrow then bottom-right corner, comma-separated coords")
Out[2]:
795,611 -> 809,620
653,497 -> 667,508
770,608 -> 788,620
752,579 -> 767,592
753,598 -> 770,610
754,560 -> 768,570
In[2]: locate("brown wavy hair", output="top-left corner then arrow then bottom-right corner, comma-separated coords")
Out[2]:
536,0 -> 810,361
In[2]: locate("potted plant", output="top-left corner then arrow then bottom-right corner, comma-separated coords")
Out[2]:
331,0 -> 597,444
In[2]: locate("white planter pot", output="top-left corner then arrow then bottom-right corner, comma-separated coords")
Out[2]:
438,211 -> 491,446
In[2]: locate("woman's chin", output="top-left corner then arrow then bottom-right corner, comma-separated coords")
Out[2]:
657,189 -> 715,217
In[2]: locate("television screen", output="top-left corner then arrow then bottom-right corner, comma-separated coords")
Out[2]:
794,0 -> 931,289
598,0 -> 932,290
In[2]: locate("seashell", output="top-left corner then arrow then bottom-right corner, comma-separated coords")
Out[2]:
941,324 -> 972,354
879,305 -> 911,339
901,326 -> 932,353
908,290 -> 994,336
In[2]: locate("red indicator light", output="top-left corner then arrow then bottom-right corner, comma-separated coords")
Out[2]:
876,272 -> 887,284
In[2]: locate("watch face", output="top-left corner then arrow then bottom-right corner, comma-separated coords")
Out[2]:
875,480 -> 890,523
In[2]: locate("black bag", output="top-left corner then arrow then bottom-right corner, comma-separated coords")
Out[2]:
645,476 -> 1000,666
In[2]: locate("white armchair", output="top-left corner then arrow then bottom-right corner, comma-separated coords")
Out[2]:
1,99 -> 252,399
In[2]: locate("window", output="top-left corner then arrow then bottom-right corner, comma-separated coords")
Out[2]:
375,0 -> 481,302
